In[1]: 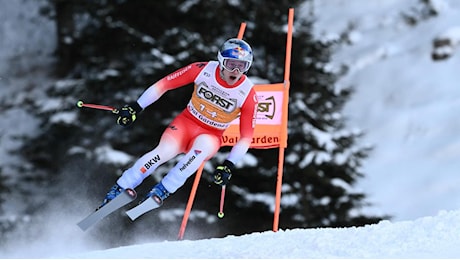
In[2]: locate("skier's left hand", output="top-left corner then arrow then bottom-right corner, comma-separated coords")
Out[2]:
212,160 -> 235,186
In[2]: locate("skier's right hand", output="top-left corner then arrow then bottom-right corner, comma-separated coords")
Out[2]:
116,102 -> 142,127
212,160 -> 235,186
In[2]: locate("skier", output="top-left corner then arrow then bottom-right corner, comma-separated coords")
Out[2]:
98,38 -> 258,210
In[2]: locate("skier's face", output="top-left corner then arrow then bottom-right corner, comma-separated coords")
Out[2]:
220,67 -> 243,85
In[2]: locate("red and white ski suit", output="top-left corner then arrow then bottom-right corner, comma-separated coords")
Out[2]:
117,61 -> 258,193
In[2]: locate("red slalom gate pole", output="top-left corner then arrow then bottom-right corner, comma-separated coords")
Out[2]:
178,163 -> 205,240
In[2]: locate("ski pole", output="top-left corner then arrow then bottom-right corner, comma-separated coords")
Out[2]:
217,185 -> 226,219
76,100 -> 119,114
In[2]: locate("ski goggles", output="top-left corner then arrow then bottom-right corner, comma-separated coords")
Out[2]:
222,59 -> 251,73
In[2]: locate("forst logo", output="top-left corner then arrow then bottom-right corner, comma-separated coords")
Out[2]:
197,85 -> 236,111
258,96 -> 276,119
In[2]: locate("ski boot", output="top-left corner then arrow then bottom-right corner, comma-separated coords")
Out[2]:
143,182 -> 170,206
97,184 -> 124,210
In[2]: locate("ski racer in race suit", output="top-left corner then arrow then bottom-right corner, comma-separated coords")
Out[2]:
99,38 -> 258,209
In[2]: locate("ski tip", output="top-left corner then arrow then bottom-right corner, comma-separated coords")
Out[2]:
126,209 -> 141,221
126,197 -> 161,221
77,189 -> 137,231
77,219 -> 92,231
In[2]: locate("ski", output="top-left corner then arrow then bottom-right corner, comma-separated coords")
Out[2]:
126,197 -> 161,221
77,188 -> 137,231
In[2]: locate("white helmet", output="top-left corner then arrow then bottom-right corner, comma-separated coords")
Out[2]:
217,38 -> 253,73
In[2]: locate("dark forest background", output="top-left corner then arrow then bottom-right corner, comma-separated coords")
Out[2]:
0,0 -> 396,249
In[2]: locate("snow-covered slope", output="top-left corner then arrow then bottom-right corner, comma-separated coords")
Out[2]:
70,209 -> 460,258
309,0 -> 460,221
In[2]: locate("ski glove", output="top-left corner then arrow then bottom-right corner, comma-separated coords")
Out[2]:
117,102 -> 142,127
212,160 -> 235,186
